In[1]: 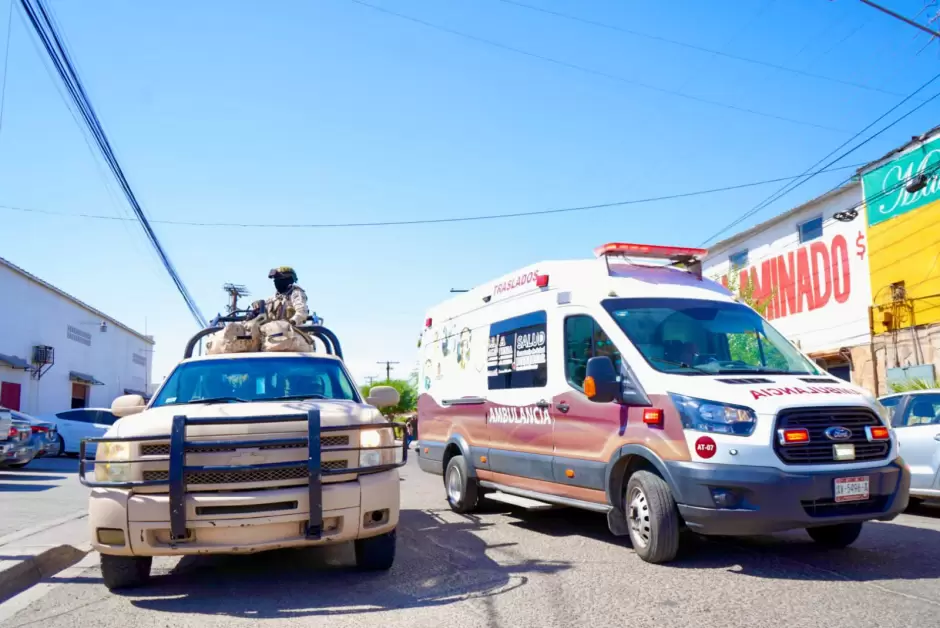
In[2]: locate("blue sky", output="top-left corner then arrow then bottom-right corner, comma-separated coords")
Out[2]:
1,0 -> 939,384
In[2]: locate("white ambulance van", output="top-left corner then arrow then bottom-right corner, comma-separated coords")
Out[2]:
416,242 -> 910,564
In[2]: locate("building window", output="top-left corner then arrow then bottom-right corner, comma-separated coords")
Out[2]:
798,216 -> 824,243
71,383 -> 89,409
564,315 -> 622,390
487,311 -> 547,389
132,353 -> 147,366
729,249 -> 749,270
67,325 -> 92,346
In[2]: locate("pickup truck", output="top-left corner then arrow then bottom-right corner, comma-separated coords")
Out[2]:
81,320 -> 406,590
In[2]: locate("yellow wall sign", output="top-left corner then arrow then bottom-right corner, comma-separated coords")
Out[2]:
862,135 -> 940,333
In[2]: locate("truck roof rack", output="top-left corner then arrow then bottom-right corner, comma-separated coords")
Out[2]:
183,314 -> 344,360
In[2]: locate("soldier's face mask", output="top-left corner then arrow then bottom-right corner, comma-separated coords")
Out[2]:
274,277 -> 292,294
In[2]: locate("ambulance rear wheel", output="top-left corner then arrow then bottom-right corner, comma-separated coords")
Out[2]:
625,470 -> 680,564
445,455 -> 479,514
806,522 -> 863,548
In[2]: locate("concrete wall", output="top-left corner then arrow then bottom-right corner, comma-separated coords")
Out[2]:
872,322 -> 940,395
0,263 -> 154,416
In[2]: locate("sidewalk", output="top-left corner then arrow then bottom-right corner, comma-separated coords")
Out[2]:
0,511 -> 91,603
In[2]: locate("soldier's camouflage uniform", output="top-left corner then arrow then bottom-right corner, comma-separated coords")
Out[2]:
265,284 -> 310,326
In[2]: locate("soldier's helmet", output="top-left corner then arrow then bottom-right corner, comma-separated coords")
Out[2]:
268,266 -> 298,283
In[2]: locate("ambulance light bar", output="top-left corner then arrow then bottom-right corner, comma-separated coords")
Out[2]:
594,242 -> 708,260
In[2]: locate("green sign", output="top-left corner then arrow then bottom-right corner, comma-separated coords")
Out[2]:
862,135 -> 940,227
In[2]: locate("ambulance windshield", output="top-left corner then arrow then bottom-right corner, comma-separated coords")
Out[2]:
603,297 -> 821,376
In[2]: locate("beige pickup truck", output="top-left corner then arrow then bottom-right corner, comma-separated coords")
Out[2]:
81,322 -> 406,590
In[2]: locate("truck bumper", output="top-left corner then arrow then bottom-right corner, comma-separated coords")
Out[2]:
665,458 -> 910,536
90,470 -> 400,557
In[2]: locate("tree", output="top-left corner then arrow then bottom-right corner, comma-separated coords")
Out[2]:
888,377 -> 939,393
360,378 -> 417,418
716,271 -> 787,370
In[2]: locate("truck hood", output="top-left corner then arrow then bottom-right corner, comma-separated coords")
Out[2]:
109,399 -> 383,439
662,374 -> 879,414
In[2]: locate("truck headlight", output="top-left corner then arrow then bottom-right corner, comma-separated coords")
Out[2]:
670,393 -> 757,436
95,442 -> 132,482
359,429 -> 384,467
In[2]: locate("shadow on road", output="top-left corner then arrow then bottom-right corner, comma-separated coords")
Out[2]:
0,483 -> 57,492
505,503 -> 940,583
114,508 -> 570,618
0,472 -> 68,482
26,458 -> 80,474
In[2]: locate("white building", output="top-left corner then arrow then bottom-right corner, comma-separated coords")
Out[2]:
0,256 -> 155,416
702,182 -> 875,387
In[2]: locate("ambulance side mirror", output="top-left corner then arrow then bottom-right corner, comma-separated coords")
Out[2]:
584,356 -> 619,404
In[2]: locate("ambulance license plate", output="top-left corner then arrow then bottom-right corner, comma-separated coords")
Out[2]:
834,476 -> 869,503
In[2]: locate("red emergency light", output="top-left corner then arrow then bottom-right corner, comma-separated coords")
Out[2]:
866,425 -> 890,441
536,274 -> 549,288
778,428 -> 810,445
425,318 -> 432,328
595,242 -> 708,260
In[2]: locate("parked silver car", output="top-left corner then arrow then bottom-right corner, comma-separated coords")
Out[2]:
0,408 -> 58,468
879,389 -> 940,503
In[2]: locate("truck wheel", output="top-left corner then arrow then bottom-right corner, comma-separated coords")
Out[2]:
445,455 -> 479,514
625,470 -> 680,564
100,554 -> 152,590
806,522 -> 863,548
354,529 -> 396,571
7,461 -> 30,469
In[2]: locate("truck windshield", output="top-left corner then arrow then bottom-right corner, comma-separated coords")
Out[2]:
151,357 -> 359,407
602,297 -> 821,376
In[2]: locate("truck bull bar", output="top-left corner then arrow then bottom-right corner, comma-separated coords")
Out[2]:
78,408 -> 407,541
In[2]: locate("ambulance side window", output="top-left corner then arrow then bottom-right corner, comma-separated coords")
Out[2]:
565,315 -> 622,390
487,311 -> 548,390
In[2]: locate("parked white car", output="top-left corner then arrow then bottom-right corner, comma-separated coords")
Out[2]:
879,389 -> 940,502
34,407 -> 119,458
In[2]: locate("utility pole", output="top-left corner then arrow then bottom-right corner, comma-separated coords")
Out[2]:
364,375 -> 379,386
858,0 -> 940,38
223,283 -> 250,314
377,360 -> 399,382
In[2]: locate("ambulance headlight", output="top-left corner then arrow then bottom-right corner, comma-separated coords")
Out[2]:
670,394 -> 756,436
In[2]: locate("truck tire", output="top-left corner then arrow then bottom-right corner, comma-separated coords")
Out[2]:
100,554 -> 152,590
354,529 -> 396,571
444,455 -> 479,514
806,522 -> 863,548
625,470 -> 680,564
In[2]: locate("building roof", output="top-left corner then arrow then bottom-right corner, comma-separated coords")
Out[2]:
704,181 -> 860,258
857,124 -> 940,175
0,255 -> 155,345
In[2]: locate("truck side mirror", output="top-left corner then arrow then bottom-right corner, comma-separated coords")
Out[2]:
112,394 -> 147,418
366,385 -> 400,409
584,356 -> 619,404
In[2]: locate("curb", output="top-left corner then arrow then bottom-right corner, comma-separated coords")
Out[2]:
0,543 -> 91,603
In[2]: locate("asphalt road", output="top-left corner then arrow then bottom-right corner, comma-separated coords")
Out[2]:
0,456 -> 88,538
4,456 -> 940,628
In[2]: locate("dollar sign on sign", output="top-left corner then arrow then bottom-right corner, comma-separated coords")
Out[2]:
856,231 -> 866,259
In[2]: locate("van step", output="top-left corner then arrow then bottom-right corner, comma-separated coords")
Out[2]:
483,491 -> 555,510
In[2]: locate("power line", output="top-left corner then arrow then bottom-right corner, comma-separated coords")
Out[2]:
0,0 -> 13,143
495,0 -> 902,99
700,68 -> 940,246
347,0 -> 846,133
377,360 -> 399,382
0,161 -> 867,229
19,0 -> 206,328
860,0 -> 940,38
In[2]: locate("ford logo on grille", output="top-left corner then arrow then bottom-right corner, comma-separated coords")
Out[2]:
825,426 -> 853,441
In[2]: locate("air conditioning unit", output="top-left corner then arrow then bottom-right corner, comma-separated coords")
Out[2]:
32,345 -> 54,365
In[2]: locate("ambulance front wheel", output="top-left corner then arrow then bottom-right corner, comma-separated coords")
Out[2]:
806,522 -> 863,549
625,470 -> 680,564
445,455 -> 479,514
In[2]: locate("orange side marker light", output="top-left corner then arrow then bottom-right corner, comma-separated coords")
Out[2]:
584,376 -> 596,399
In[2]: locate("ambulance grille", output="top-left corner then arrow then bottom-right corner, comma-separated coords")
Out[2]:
773,407 -> 889,465
718,378 -> 773,384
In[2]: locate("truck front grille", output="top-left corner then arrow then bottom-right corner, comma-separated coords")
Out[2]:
143,459 -> 348,484
140,434 -> 349,457
773,407 -> 890,465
